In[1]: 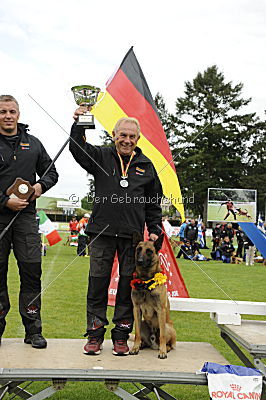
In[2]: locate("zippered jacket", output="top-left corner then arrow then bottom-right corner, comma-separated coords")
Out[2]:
0,123 -> 58,214
220,241 -> 235,256
184,224 -> 198,241
70,123 -> 162,238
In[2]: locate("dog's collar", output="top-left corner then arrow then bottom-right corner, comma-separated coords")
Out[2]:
130,273 -> 167,291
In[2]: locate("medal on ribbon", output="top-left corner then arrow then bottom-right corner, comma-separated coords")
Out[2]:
117,151 -> 135,188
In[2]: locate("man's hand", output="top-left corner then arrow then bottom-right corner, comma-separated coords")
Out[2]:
73,104 -> 92,120
30,183 -> 43,201
6,198 -> 29,211
149,233 -> 158,242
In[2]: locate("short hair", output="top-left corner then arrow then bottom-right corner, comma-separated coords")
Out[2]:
0,95 -> 19,109
113,117 -> 140,135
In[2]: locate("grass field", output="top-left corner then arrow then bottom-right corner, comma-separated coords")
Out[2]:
2,233 -> 265,399
207,203 -> 256,222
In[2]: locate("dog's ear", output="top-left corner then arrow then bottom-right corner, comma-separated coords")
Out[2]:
132,231 -> 143,247
153,234 -> 164,253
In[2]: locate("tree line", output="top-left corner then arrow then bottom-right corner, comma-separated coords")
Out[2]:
83,65 -> 266,220
155,65 -> 265,220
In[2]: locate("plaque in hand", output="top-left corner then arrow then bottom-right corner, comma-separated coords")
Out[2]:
6,178 -> 35,201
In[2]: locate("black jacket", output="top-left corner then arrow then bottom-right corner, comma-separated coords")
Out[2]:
212,226 -> 221,239
184,224 -> 198,241
69,123 -> 162,238
220,241 -> 235,256
243,234 -> 254,248
180,244 -> 194,259
236,230 -> 244,243
0,123 -> 58,214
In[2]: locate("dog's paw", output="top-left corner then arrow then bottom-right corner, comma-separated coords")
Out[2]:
158,352 -> 167,359
129,347 -> 140,355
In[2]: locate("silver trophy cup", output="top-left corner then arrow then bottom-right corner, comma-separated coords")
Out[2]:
71,85 -> 100,129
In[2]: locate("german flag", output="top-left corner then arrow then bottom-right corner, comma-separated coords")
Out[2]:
92,47 -> 184,220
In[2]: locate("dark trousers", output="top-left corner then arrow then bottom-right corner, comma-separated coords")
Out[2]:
236,243 -> 243,258
212,239 -> 220,251
86,234 -> 136,342
0,213 -> 42,336
186,240 -> 201,254
224,209 -> 236,220
77,235 -> 89,256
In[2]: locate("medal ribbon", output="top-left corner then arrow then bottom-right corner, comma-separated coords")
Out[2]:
117,151 -> 135,179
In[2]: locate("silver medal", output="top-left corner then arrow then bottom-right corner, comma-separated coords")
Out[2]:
120,179 -> 129,188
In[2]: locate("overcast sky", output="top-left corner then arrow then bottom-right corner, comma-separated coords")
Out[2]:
1,0 -> 265,202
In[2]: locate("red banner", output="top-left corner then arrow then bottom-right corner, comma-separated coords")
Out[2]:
108,234 -> 189,306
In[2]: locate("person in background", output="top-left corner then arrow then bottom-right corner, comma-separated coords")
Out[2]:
225,223 -> 234,242
243,233 -> 255,266
184,219 -> 198,242
221,200 -> 237,221
220,236 -> 235,263
69,215 -> 79,235
212,223 -> 221,252
184,218 -> 200,253
201,222 -> 208,249
77,213 -> 90,257
220,223 -> 228,240
235,226 -> 244,258
177,239 -> 195,259
179,219 -> 188,243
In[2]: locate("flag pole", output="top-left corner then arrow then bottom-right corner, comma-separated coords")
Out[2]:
42,233 -> 45,255
0,137 -> 70,242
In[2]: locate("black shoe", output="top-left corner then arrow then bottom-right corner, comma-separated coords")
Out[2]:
24,333 -> 47,349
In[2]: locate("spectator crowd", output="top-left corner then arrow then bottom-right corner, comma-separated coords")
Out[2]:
174,218 -> 264,266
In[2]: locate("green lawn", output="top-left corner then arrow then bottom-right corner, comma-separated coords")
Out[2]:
2,234 -> 266,399
207,203 -> 256,222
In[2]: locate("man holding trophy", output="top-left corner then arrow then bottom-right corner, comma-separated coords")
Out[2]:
70,86 -> 162,356
0,95 -> 58,348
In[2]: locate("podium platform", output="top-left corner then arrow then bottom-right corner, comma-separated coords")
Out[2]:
218,320 -> 266,372
0,339 -> 228,399
218,320 -> 266,400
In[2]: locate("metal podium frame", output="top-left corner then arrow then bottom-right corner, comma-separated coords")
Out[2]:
218,319 -> 266,400
0,368 -> 209,400
0,339 -> 228,400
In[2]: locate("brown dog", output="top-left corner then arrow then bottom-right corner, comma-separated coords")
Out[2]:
130,235 -> 176,359
231,255 -> 243,264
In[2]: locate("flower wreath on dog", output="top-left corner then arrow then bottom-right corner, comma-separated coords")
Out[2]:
130,272 -> 167,291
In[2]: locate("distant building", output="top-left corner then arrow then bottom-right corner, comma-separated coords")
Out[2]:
36,196 -> 66,216
36,196 -> 89,222
161,197 -> 171,214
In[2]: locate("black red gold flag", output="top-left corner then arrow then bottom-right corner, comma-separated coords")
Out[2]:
92,47 -> 184,219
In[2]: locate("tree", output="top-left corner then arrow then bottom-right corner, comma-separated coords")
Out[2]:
170,65 -> 258,219
240,118 -> 266,215
155,93 -> 174,141
99,129 -> 113,146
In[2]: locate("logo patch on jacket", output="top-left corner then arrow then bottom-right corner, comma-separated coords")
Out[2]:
20,142 -> 30,150
136,167 -> 145,175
